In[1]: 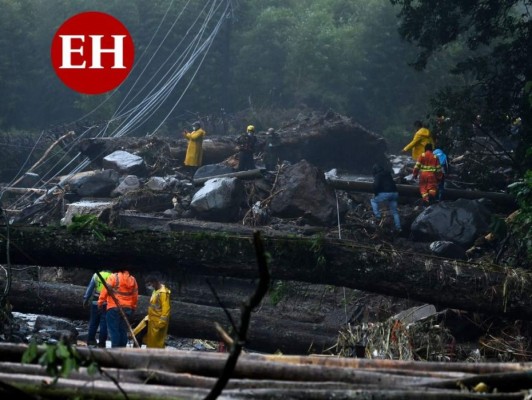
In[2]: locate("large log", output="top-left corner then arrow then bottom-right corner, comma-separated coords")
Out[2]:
77,112 -> 389,175
193,168 -> 263,185
327,179 -> 517,208
7,279 -> 337,354
1,343 -> 531,399
1,226 -> 531,321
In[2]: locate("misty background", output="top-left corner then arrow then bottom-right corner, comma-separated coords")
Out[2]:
0,0 -> 530,184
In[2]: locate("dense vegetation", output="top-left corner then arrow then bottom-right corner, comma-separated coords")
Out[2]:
0,1 -> 529,153
0,1 -> 465,140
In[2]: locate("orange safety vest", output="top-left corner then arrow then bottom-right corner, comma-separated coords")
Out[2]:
98,271 -> 138,311
413,150 -> 442,202
413,150 -> 443,179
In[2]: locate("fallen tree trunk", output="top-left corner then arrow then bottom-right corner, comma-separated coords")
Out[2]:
1,226 -> 531,320
7,279 -> 337,354
0,187 -> 47,195
193,168 -> 263,185
327,179 -> 517,208
0,343 -> 530,399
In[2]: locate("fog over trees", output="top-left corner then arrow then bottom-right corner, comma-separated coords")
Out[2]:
0,1 -> 465,134
0,0 -> 530,170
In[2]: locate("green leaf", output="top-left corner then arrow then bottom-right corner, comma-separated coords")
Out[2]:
56,342 -> 70,359
61,357 -> 78,377
21,341 -> 38,364
86,361 -> 99,376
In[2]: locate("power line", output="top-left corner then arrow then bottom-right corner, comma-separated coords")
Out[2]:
2,0 -> 231,209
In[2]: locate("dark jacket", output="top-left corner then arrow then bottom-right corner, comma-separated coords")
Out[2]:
372,165 -> 397,195
237,133 -> 257,152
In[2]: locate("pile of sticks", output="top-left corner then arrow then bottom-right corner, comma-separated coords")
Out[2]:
0,342 -> 530,399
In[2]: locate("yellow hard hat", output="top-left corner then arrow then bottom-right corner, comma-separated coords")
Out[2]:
247,125 -> 255,132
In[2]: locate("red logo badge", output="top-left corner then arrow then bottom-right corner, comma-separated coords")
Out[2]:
51,11 -> 135,95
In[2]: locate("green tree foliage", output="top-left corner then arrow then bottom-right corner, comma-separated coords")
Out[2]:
22,340 -> 98,380
67,214 -> 111,241
508,167 -> 532,262
0,0 -> 488,148
228,0 -> 466,139
390,0 -> 532,170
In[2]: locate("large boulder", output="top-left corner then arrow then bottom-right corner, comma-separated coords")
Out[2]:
272,110 -> 389,174
60,169 -> 120,197
102,150 -> 147,176
411,199 -> 492,247
270,160 -> 340,226
190,177 -> 245,222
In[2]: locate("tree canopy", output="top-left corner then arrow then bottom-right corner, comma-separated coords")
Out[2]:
0,0 -> 529,169
0,1 -> 460,140
391,0 -> 532,169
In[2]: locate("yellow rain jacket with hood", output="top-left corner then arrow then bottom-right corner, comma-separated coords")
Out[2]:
184,123 -> 206,167
403,126 -> 434,161
144,284 -> 171,348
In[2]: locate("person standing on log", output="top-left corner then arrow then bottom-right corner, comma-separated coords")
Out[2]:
236,125 -> 257,171
183,121 -> 206,173
402,120 -> 434,161
370,164 -> 402,232
133,275 -> 171,348
82,270 -> 112,347
98,268 -> 138,348
412,143 -> 443,207
263,127 -> 281,171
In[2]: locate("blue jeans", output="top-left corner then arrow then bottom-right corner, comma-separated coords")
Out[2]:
371,192 -> 401,230
88,302 -> 107,345
107,307 -> 133,348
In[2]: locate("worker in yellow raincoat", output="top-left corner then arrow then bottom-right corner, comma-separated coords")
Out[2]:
183,121 -> 206,168
133,275 -> 171,348
402,120 -> 434,161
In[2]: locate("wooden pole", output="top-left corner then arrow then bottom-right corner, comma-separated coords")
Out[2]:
193,168 -> 263,185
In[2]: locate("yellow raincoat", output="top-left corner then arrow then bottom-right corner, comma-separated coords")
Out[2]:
403,127 -> 434,161
143,284 -> 171,348
184,128 -> 206,167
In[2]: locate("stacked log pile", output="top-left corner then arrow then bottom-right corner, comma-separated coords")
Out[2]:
0,343 -> 530,399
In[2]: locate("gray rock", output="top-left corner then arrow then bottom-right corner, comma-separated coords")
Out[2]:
102,150 -> 147,176
146,176 -> 168,191
34,315 -> 77,334
60,169 -> 120,197
191,177 -> 245,222
430,241 -> 467,260
270,159 -> 342,226
111,175 -> 140,197
411,199 -> 491,247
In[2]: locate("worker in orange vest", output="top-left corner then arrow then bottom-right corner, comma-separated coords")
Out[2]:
412,143 -> 443,207
98,268 -> 138,348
